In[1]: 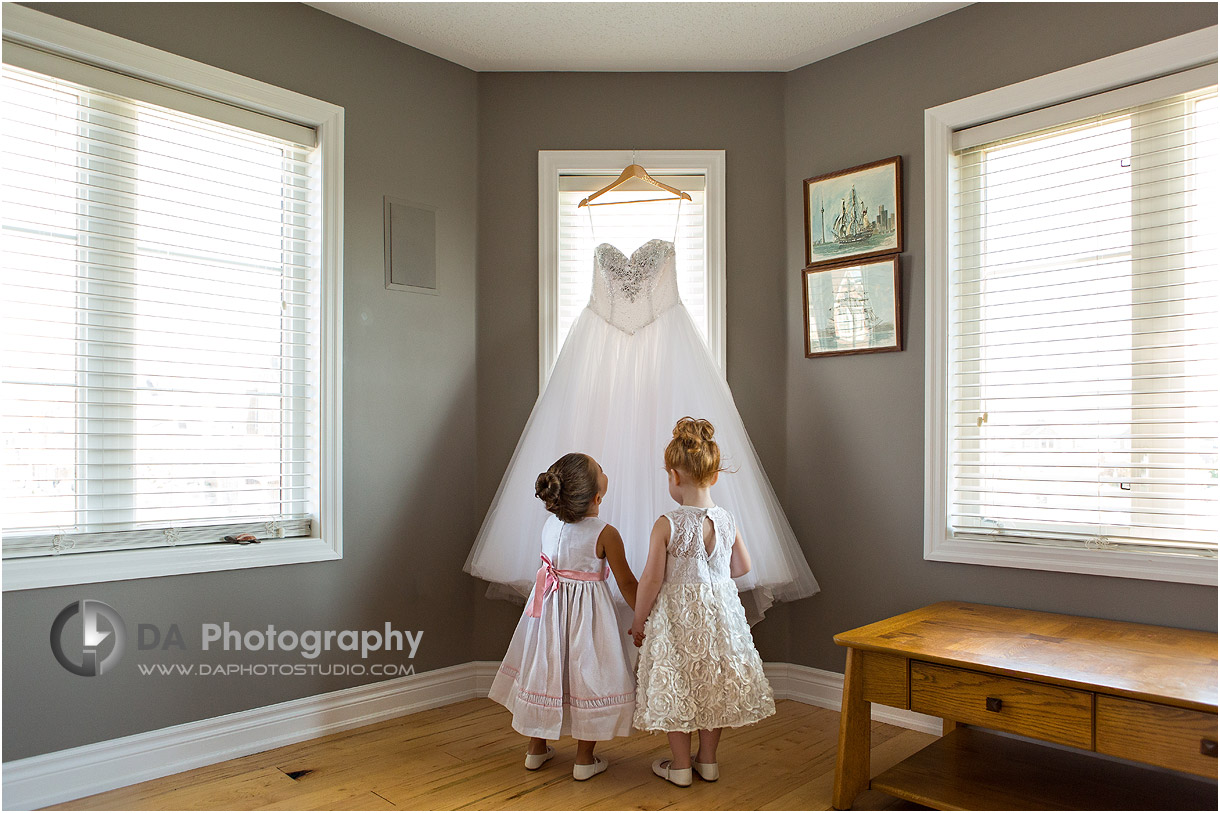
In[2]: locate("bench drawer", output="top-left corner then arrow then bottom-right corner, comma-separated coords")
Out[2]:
1096,695 -> 1218,779
910,661 -> 1093,749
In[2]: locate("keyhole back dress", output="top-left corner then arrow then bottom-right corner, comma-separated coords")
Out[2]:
634,504 -> 775,732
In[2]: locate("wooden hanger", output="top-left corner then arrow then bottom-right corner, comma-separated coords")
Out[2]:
578,162 -> 693,207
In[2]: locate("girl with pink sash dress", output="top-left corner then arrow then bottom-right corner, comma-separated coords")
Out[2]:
488,514 -> 637,741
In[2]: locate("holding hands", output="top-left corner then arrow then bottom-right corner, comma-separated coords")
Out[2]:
628,625 -> 645,647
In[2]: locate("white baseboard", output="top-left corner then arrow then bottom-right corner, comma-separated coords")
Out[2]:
2,661 -> 489,812
3,660 -> 935,810
764,662 -> 943,735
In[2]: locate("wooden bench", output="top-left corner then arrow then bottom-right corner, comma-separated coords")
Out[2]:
832,601 -> 1218,810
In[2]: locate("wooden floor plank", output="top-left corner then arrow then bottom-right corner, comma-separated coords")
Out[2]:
46,698 -> 932,811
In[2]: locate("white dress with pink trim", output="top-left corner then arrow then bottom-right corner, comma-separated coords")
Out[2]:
488,515 -> 637,741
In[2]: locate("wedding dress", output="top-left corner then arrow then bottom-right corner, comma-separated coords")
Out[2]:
464,235 -> 819,622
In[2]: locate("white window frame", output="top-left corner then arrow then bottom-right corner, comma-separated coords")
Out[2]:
537,149 -> 727,388
2,6 -> 345,591
923,26 -> 1218,586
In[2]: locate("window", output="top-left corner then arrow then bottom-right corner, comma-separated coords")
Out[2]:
1,7 -> 344,590
925,30 -> 1218,585
538,150 -> 726,387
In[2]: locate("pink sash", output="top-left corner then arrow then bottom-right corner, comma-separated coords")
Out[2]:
525,552 -> 609,618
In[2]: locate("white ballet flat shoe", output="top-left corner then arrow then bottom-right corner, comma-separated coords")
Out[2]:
524,746 -> 555,770
573,755 -> 608,781
652,758 -> 692,787
693,760 -> 719,781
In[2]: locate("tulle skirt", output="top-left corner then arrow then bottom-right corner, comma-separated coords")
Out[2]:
464,303 -> 820,622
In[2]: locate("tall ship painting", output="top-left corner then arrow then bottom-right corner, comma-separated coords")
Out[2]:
828,273 -> 881,345
831,186 -> 876,244
804,155 -> 903,267
803,257 -> 901,357
813,184 -> 897,250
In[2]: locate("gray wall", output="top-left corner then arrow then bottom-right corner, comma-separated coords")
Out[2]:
3,3 -> 479,761
4,0 -> 1217,765
472,72 -> 793,663
781,1 -> 1219,673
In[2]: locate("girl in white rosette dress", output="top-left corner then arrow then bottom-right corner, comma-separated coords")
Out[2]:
629,418 -> 775,787
488,453 -> 640,781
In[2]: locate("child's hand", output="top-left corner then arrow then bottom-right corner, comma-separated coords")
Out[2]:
628,625 -> 645,647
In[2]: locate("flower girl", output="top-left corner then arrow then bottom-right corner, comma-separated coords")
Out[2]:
488,453 -> 639,780
629,418 -> 776,787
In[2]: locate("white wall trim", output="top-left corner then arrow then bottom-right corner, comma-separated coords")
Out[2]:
1,6 -> 345,591
2,5 -> 344,126
2,538 -> 343,592
1,662 -> 488,811
923,27 -> 1219,587
536,149 -> 727,389
2,660 -> 935,810
763,662 -> 941,735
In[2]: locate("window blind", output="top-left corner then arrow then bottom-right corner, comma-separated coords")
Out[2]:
949,79 -> 1218,556
2,60 -> 319,558
556,176 -> 707,362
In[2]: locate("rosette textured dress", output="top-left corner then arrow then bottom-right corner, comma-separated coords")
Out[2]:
464,237 -> 819,623
488,514 -> 637,741
634,505 -> 775,732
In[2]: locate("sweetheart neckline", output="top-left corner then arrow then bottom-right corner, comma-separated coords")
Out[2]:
596,238 -> 674,261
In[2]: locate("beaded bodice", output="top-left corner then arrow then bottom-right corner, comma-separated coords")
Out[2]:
588,239 -> 681,334
663,505 -> 734,585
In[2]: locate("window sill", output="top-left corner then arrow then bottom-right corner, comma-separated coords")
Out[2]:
924,534 -> 1217,586
2,537 -> 341,591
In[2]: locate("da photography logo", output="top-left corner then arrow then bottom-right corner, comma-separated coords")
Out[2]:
51,600 -> 126,676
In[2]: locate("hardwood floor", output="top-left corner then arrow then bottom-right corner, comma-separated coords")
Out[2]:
47,699 -> 936,810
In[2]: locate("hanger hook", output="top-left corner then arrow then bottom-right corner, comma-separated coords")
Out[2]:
632,148 -> 637,166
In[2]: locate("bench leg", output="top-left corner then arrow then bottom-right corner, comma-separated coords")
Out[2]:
833,647 -> 871,809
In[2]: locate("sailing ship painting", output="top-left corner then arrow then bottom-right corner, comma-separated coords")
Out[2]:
804,156 -> 902,267
803,257 -> 901,357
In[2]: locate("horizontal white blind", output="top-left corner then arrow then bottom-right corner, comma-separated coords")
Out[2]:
949,83 -> 1219,555
556,176 -> 707,364
954,64 -> 1218,151
2,61 -> 319,557
3,40 -> 316,146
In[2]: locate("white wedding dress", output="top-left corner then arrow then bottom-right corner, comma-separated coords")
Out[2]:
464,237 -> 819,622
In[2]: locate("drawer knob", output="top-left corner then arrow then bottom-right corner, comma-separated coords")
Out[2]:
985,696 -> 1003,712
1202,739 -> 1217,758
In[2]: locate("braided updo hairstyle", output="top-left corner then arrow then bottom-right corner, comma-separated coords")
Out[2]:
535,453 -> 599,523
664,416 -> 724,486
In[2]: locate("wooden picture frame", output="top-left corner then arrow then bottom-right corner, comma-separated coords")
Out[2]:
803,155 -> 903,268
803,256 -> 902,358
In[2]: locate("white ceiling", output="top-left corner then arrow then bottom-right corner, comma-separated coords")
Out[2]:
307,2 -> 972,72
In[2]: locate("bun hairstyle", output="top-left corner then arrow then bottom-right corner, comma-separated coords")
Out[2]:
664,417 -> 723,486
535,453 -> 599,523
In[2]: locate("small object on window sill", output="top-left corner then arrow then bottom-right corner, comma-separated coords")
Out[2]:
223,534 -> 260,545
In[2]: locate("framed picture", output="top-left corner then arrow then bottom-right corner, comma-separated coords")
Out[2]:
803,156 -> 902,267
803,256 -> 902,358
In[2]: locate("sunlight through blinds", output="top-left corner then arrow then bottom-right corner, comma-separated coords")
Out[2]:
2,60 -> 320,557
949,78 -> 1219,556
